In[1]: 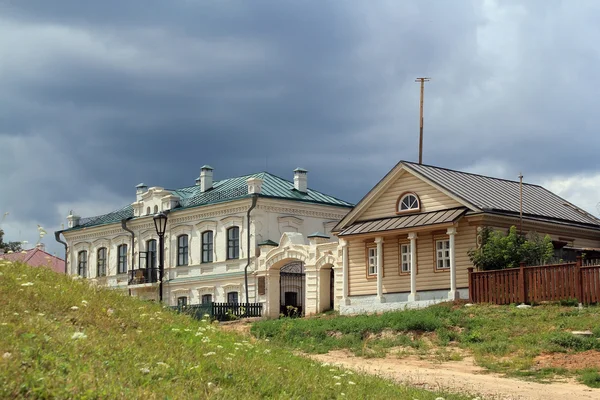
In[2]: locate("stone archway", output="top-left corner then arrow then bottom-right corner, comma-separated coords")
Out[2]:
279,261 -> 305,317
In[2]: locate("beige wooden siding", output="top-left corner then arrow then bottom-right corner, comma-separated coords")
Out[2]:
347,218 -> 477,296
358,172 -> 462,221
347,239 -> 376,296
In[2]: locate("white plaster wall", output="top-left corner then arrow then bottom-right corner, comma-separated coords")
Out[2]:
340,288 -> 469,315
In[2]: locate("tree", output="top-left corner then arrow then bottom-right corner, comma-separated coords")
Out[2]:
0,229 -> 22,253
468,226 -> 554,271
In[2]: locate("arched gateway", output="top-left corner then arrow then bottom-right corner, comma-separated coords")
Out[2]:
279,261 -> 305,316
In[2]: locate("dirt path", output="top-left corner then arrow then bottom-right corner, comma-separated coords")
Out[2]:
308,350 -> 599,400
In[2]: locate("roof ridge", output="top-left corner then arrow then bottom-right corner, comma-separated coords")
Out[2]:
402,160 -> 543,188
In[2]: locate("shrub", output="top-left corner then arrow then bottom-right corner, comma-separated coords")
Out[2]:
580,369 -> 600,388
548,332 -> 595,351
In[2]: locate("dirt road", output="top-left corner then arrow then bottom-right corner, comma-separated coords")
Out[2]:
308,350 -> 599,400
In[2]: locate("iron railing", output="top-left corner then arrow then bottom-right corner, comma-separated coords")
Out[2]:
128,267 -> 159,285
171,302 -> 263,321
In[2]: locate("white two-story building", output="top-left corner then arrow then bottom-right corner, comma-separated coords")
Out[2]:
56,166 -> 352,313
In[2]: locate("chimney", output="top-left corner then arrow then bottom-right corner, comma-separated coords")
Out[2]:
36,243 -> 45,252
136,183 -> 148,201
200,165 -> 213,192
67,211 -> 81,228
247,177 -> 263,194
293,168 -> 308,193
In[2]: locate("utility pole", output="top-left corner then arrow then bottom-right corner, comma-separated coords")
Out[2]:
415,77 -> 430,164
519,172 -> 524,236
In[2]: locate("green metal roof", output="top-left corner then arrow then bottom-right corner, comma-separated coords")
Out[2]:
258,239 -> 279,246
307,232 -> 330,239
66,171 -> 353,231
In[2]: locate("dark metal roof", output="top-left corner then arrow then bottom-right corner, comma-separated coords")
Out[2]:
307,232 -> 330,238
339,208 -> 467,236
67,172 -> 352,231
404,161 -> 600,228
258,239 -> 279,247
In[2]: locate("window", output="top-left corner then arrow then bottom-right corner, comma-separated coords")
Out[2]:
401,243 -> 411,273
177,296 -> 187,307
97,248 -> 107,277
146,207 -> 151,215
118,244 -> 128,274
227,291 -> 239,303
154,205 -> 159,214
227,227 -> 240,260
367,247 -> 377,276
77,251 -> 87,277
436,240 -> 451,269
147,239 -> 157,269
201,294 -> 212,304
177,235 -> 189,266
398,193 -> 420,212
201,231 -> 213,263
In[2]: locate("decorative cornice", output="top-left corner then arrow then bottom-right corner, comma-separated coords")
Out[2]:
257,204 -> 346,220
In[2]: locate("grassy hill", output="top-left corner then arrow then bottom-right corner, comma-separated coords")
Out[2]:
0,260 -> 469,399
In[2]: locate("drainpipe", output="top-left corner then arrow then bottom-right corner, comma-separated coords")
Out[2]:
121,218 -> 135,296
54,231 -> 68,274
244,194 -> 259,313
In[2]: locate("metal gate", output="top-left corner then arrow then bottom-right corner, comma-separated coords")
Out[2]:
280,262 -> 305,317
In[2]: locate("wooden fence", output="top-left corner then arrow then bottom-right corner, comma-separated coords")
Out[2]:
468,257 -> 600,305
171,302 -> 263,321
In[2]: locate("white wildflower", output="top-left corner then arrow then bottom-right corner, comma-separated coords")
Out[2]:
81,300 -> 88,306
346,371 -> 353,375
156,362 -> 170,368
333,376 -> 341,380
189,365 -> 200,370
207,382 -> 215,389
140,367 -> 150,374
217,345 -> 223,349
24,310 -> 29,314
140,313 -> 147,317
21,282 -> 34,287
225,357 -> 232,361
195,332 -> 203,337
263,349 -> 271,354
13,313 -> 19,316
1,323 -> 7,326
436,398 -> 445,400
2,352 -> 11,359
202,336 -> 210,343
136,330 -> 143,334
335,382 -> 341,386
71,332 -> 87,340
265,338 -> 270,342
341,394 -> 346,397
204,352 -> 216,357
171,328 -> 180,332
70,306 -> 79,311
107,308 -> 114,316
329,368 -> 336,372
184,328 -> 191,332
348,381 -> 356,385
37,313 -> 45,317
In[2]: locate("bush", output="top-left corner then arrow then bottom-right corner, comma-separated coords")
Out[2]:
548,332 -> 596,351
580,369 -> 600,388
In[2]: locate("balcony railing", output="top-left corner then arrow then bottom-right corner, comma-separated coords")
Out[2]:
128,267 -> 159,285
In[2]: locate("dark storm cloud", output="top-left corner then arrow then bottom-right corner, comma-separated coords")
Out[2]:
1,0 -> 600,253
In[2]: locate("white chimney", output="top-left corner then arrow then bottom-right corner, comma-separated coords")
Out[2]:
36,243 -> 46,252
293,168 -> 308,193
200,165 -> 213,192
247,177 -> 263,194
67,211 -> 81,228
136,183 -> 148,201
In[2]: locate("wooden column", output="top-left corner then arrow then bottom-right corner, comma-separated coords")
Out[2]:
341,240 -> 350,305
408,232 -> 419,302
374,236 -> 385,302
447,227 -> 459,300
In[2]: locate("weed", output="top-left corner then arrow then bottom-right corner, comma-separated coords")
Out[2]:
580,369 -> 600,388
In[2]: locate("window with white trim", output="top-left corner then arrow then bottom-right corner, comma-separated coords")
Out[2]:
227,291 -> 239,303
400,243 -> 411,273
177,296 -> 187,307
367,247 -> 377,276
201,231 -> 213,263
117,244 -> 128,274
177,235 -> 189,266
97,248 -> 107,277
398,193 -> 420,212
436,239 -> 451,269
227,227 -> 240,260
201,294 -> 212,304
77,250 -> 87,277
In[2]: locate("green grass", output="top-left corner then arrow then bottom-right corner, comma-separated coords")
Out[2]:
0,260 -> 470,399
251,301 -> 600,385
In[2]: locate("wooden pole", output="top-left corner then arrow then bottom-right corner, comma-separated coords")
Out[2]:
519,172 -> 524,236
415,77 -> 430,164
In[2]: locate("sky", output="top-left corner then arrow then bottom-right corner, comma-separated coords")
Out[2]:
2,0 -> 600,256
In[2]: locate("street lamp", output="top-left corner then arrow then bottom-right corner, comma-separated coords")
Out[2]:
153,211 -> 168,302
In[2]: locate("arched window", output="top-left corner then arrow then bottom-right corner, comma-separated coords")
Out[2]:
227,227 -> 240,260
146,207 -> 151,215
201,231 -> 213,263
147,239 -> 157,269
118,244 -> 128,274
97,247 -> 107,277
77,251 -> 87,277
177,235 -> 189,266
154,205 -> 159,214
397,193 -> 420,213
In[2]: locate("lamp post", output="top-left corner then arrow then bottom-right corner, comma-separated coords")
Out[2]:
153,211 -> 168,303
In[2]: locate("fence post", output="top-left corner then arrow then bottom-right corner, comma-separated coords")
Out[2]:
467,267 -> 474,302
576,256 -> 583,304
519,262 -> 526,304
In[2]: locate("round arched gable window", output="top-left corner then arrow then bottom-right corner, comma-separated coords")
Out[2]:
397,193 -> 420,213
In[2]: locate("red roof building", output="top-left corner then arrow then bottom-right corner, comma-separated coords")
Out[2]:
0,244 -> 65,273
